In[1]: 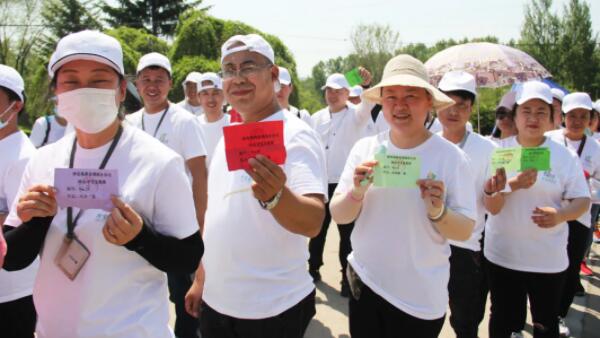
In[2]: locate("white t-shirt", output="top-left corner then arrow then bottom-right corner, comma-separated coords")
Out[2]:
288,105 -> 314,128
198,113 -> 230,168
5,125 -> 198,338
29,115 -> 67,148
312,104 -> 371,184
336,132 -> 476,320
546,129 -> 600,224
0,130 -> 39,303
176,99 -> 204,116
437,131 -> 497,251
202,110 -> 327,319
484,136 -> 590,273
126,103 -> 207,164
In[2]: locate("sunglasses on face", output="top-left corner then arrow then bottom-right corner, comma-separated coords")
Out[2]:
496,111 -> 509,120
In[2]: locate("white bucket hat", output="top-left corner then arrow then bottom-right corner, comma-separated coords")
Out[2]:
363,54 -> 454,110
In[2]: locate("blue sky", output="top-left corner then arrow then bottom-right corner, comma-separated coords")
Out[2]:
204,0 -> 599,77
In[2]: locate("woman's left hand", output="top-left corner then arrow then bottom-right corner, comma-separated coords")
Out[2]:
103,196 -> 143,245
531,207 -> 563,228
417,179 -> 446,218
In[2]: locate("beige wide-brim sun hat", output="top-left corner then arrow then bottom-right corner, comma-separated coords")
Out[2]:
363,54 -> 455,110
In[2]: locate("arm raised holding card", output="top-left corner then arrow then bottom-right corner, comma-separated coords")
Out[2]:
246,155 -> 325,238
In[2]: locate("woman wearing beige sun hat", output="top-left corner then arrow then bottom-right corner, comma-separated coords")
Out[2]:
329,54 -> 477,337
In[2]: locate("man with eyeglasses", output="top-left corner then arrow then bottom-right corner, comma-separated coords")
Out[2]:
126,52 -> 208,338
184,34 -> 327,338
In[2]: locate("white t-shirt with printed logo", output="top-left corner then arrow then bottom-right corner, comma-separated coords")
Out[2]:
202,110 -> 327,319
437,131 -> 497,251
0,130 -> 39,303
484,136 -> 590,273
312,104 -> 372,184
126,103 -> 207,164
547,129 -> 600,226
335,132 -> 476,320
5,126 -> 198,338
198,113 -> 230,167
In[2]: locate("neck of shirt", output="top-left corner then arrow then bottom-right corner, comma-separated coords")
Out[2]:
204,111 -> 225,123
564,129 -> 585,141
442,126 -> 467,144
389,127 -> 432,149
516,134 -> 546,147
145,101 -> 169,114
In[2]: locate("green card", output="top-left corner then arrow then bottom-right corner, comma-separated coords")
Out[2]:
490,147 -> 550,172
345,68 -> 363,87
373,151 -> 421,188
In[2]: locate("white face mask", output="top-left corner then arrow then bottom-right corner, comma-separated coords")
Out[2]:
0,101 -> 16,130
57,88 -> 119,134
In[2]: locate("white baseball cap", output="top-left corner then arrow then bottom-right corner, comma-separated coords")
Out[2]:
551,88 -> 565,102
497,90 -> 516,110
197,72 -> 223,92
48,30 -> 124,79
0,64 -> 25,101
137,52 -> 172,76
594,100 -> 600,112
438,70 -> 477,97
221,34 -> 275,64
349,85 -> 363,98
278,66 -> 292,86
321,73 -> 350,90
562,92 -> 593,114
516,81 -> 553,105
183,72 -> 203,85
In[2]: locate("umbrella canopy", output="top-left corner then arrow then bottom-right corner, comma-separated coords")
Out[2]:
425,42 -> 552,88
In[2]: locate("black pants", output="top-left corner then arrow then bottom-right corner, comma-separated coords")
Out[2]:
349,282 -> 445,338
0,295 -> 36,338
308,183 -> 354,282
199,290 -> 316,338
486,260 -> 566,338
168,272 -> 199,338
448,245 -> 488,338
559,220 -> 590,317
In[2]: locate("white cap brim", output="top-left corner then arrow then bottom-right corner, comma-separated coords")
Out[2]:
50,54 -> 124,78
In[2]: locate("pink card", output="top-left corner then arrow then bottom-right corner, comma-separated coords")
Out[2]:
54,168 -> 118,211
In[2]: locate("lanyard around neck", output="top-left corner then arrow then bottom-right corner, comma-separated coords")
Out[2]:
564,134 -> 586,158
66,125 -> 123,238
142,105 -> 169,138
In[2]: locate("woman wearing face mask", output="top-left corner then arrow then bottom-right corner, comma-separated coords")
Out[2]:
484,82 -> 590,338
2,30 -> 203,338
0,64 -> 38,337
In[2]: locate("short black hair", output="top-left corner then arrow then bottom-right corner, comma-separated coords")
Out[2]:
442,90 -> 475,105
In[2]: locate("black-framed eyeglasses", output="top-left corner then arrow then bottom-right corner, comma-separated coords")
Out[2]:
219,63 -> 273,80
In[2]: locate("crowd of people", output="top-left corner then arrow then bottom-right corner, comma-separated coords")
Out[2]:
0,29 -> 599,338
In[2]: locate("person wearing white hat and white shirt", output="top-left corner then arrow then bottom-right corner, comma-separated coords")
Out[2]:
551,87 -> 566,130
484,81 -> 590,338
310,69 -> 372,296
275,66 -> 313,128
489,91 -> 518,144
0,64 -> 38,337
2,30 -> 203,338
127,52 -> 207,338
184,33 -> 327,338
177,71 -> 204,116
329,54 -> 476,337
29,98 -> 68,148
196,72 -> 230,167
545,92 -> 600,336
437,70 -> 497,338
592,100 -> 600,141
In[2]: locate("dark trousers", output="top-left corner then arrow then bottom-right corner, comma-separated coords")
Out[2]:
559,220 -> 590,317
0,295 -> 36,338
486,260 -> 566,338
168,272 -> 199,338
349,282 -> 445,338
308,183 -> 354,282
199,290 -> 316,338
448,245 -> 488,338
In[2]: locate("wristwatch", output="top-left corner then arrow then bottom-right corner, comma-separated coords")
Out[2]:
259,189 -> 283,210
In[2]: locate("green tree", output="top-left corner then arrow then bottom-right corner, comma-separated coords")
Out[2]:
103,0 -> 206,37
40,0 -> 103,54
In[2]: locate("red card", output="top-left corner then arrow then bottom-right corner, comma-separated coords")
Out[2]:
229,108 -> 243,123
223,120 -> 286,171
